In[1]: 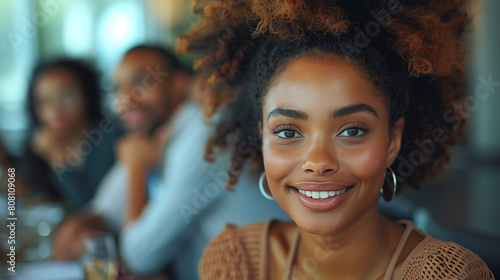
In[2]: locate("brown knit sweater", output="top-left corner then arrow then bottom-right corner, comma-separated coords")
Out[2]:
199,220 -> 494,280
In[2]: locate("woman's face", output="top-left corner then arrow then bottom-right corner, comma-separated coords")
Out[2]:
261,53 -> 403,235
34,68 -> 87,136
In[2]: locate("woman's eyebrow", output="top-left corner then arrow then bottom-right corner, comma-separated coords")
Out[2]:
332,104 -> 379,119
267,108 -> 308,122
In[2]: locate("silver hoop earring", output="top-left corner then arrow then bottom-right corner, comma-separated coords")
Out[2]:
380,167 -> 397,202
259,172 -> 275,200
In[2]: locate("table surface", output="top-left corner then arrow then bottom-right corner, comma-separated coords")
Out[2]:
11,261 -> 84,280
7,261 -> 169,280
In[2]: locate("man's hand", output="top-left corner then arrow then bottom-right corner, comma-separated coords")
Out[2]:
117,125 -> 169,224
116,126 -> 169,170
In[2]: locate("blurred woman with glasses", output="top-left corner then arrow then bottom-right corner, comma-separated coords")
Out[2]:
21,59 -> 123,211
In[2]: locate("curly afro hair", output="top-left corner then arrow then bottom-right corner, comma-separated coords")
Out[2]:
177,0 -> 469,191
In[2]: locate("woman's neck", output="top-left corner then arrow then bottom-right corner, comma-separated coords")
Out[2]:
40,121 -> 91,164
295,207 -> 403,280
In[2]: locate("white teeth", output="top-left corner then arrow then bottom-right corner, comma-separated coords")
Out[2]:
297,187 -> 350,200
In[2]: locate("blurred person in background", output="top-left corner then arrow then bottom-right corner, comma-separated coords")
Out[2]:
20,59 -> 123,211
87,44 -> 188,234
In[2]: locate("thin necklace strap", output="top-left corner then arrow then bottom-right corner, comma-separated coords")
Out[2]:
383,221 -> 414,280
262,220 -> 274,280
285,227 -> 301,280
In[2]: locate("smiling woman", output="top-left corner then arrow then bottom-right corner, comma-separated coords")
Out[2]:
177,0 -> 494,279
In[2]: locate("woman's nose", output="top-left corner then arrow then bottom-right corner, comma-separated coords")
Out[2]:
301,139 -> 339,176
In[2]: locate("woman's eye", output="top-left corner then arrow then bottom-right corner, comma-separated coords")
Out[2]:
61,95 -> 73,105
276,130 -> 302,139
339,128 -> 365,137
133,76 -> 144,85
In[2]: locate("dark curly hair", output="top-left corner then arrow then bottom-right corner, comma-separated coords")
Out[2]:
27,58 -> 104,127
177,0 -> 468,191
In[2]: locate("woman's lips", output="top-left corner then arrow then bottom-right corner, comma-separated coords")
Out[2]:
123,110 -> 147,128
291,184 -> 354,212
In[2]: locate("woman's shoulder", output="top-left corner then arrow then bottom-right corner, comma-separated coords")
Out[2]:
198,221 -> 270,280
199,220 -> 294,280
400,235 -> 495,279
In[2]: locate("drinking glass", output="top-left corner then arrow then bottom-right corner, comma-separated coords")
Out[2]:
81,232 -> 118,280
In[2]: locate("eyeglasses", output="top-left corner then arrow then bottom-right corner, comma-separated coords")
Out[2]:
35,88 -> 82,112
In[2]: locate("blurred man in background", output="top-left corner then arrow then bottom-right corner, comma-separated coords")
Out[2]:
93,45 -> 189,234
